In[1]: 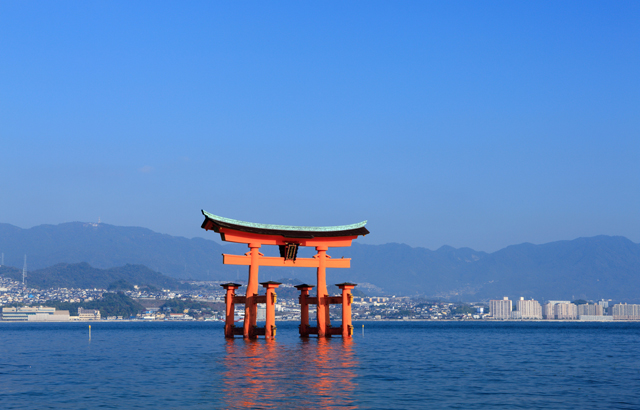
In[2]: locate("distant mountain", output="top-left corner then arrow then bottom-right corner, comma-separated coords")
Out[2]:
335,243 -> 488,297
341,236 -> 640,302
0,262 -> 183,290
462,235 -> 640,302
1,222 -> 639,301
0,222 -> 238,280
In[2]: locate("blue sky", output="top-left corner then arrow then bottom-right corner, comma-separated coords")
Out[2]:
1,1 -> 638,252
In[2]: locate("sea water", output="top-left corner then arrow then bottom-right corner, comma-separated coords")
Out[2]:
1,321 -> 639,409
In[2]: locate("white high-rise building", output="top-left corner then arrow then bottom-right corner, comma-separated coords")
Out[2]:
542,301 -> 572,319
257,305 -> 266,321
577,304 -> 603,316
612,303 -> 640,320
490,297 -> 512,320
516,297 -> 542,319
554,303 -> 577,320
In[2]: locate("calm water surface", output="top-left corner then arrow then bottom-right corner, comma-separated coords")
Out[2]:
1,321 -> 639,409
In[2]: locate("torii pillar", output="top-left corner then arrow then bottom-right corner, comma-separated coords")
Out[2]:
261,281 -> 280,339
221,283 -> 242,338
243,243 -> 262,338
315,245 -> 331,337
295,284 -> 314,337
337,283 -> 357,338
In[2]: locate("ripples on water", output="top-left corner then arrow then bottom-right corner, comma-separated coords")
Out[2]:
0,321 -> 639,409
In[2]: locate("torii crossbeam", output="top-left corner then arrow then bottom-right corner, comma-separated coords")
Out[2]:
201,210 -> 369,339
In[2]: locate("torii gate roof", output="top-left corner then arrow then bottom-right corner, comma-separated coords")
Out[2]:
201,210 -> 369,238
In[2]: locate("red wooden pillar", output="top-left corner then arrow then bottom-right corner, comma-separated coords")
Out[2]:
315,246 -> 331,337
295,284 -> 314,337
221,283 -> 242,338
261,281 -> 281,339
337,283 -> 356,338
244,243 -> 262,339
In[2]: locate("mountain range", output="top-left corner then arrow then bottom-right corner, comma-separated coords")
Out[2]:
1,222 -> 639,302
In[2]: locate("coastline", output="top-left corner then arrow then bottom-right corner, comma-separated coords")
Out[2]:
2,318 -> 640,323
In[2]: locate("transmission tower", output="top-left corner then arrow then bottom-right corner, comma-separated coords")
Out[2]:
22,255 -> 27,289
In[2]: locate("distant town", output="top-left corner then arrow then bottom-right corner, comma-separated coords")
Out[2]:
1,274 -> 639,323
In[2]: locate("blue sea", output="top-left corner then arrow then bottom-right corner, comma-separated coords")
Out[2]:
1,321 -> 639,409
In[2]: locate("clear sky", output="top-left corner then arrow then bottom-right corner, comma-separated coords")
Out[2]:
1,1 -> 638,252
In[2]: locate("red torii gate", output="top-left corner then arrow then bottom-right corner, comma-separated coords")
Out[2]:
200,210 -> 369,339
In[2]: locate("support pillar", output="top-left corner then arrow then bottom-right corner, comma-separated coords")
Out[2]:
220,283 -> 242,338
244,243 -> 262,339
261,281 -> 281,339
337,283 -> 356,338
295,284 -> 314,337
315,246 -> 331,337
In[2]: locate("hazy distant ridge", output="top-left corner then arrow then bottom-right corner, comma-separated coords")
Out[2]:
1,222 -> 639,301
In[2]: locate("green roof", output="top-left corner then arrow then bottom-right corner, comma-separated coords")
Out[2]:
202,210 -> 367,232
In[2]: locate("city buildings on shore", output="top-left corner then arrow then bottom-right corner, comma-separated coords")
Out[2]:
77,307 -> 101,320
488,297 -> 640,321
2,306 -> 70,321
2,273 -> 640,322
1,306 -> 102,321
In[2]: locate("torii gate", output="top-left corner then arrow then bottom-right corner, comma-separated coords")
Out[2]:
200,210 -> 369,339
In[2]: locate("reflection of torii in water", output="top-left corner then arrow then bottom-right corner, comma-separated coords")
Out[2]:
221,337 -> 357,408
200,210 -> 369,339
